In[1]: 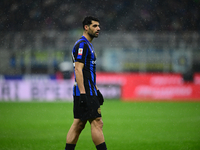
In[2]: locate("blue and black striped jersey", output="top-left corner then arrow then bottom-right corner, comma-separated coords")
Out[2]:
72,36 -> 97,96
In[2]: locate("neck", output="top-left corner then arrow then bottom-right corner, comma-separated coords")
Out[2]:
83,32 -> 93,42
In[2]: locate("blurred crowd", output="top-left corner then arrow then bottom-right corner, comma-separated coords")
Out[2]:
0,0 -> 200,32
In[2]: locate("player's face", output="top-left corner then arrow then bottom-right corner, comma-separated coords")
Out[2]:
88,21 -> 100,38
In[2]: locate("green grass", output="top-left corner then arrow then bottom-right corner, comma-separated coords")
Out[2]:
0,100 -> 200,150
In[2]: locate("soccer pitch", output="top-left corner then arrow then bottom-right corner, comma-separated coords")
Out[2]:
0,100 -> 200,150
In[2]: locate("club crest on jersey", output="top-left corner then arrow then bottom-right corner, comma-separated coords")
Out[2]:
97,108 -> 101,114
78,48 -> 83,55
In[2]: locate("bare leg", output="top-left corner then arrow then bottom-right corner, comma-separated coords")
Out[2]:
89,117 -> 105,146
66,119 -> 87,144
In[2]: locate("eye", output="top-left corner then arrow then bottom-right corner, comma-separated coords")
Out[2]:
93,24 -> 100,28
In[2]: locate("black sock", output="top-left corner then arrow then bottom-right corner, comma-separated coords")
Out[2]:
96,142 -> 107,150
65,143 -> 76,150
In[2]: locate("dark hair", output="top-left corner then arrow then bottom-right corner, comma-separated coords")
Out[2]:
82,16 -> 99,29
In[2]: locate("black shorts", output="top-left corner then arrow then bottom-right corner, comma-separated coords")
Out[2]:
73,95 -> 102,121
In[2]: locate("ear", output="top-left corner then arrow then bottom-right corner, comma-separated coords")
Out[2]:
84,25 -> 89,31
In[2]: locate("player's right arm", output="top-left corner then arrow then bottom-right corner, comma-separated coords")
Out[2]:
75,62 -> 85,94
72,41 -> 88,95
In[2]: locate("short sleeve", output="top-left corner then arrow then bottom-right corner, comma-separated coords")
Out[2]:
74,42 -> 88,63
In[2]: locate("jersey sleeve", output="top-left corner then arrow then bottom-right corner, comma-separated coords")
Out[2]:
74,42 -> 88,63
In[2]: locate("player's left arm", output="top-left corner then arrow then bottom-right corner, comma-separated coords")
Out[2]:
96,85 -> 104,105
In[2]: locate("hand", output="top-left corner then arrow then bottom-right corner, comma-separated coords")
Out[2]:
79,94 -> 87,107
97,90 -> 104,105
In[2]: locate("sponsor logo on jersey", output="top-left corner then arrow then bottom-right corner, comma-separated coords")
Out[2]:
92,60 -> 96,64
78,48 -> 83,55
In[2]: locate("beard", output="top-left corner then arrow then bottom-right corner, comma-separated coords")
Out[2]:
88,29 -> 99,38
88,32 -> 98,38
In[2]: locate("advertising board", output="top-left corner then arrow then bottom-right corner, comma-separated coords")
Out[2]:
0,73 -> 200,101
97,73 -> 200,101
0,76 -> 121,101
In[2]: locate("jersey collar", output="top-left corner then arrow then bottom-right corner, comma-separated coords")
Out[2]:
81,36 -> 90,44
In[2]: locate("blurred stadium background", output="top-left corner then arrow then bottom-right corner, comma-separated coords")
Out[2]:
0,0 -> 200,101
1,1 -> 200,150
